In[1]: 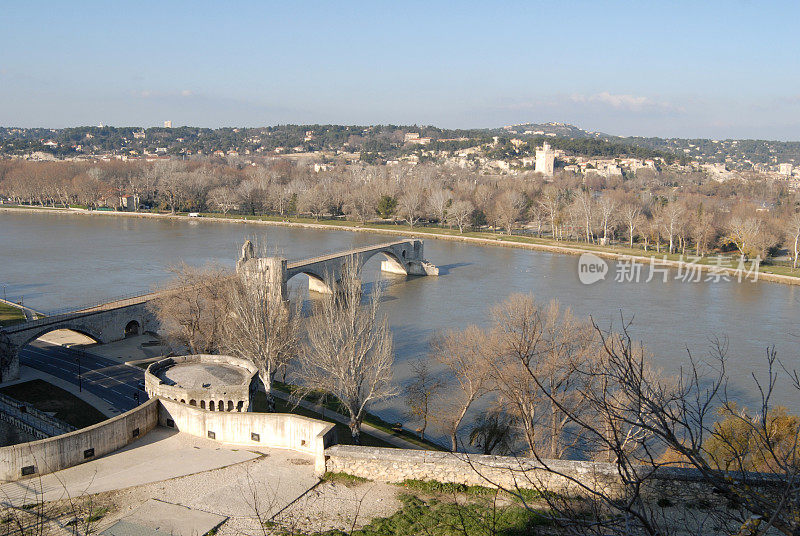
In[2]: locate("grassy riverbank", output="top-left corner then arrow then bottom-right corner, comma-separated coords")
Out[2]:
0,302 -> 26,327
265,381 -> 446,450
3,204 -> 798,284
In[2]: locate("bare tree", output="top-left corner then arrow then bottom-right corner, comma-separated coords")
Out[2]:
484,294 -> 596,458
786,212 -> 800,269
726,213 -> 773,259
297,260 -> 397,443
597,195 -> 617,245
489,319 -> 800,536
493,190 -> 525,235
403,358 -> 444,440
446,199 -> 474,234
298,183 -> 329,220
573,190 -> 594,243
659,201 -> 685,254
540,186 -> 563,240
208,185 -> 237,214
430,325 -> 491,452
149,263 -> 231,354
345,182 -> 379,224
223,272 -> 301,411
397,177 -> 426,228
428,187 -> 453,225
152,160 -> 185,214
621,200 -> 643,248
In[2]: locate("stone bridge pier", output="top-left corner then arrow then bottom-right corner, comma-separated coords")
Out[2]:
236,239 -> 438,300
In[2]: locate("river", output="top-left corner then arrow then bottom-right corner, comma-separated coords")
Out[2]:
2,210 -> 799,424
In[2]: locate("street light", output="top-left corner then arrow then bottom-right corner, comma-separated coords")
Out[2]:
75,352 -> 82,392
133,391 -> 140,407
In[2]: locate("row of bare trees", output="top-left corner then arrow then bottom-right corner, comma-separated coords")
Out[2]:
4,158 -> 800,262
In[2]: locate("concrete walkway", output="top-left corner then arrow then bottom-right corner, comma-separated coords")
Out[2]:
0,428 -> 261,507
272,389 -> 425,450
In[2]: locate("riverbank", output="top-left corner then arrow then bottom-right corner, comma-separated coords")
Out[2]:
3,204 -> 799,286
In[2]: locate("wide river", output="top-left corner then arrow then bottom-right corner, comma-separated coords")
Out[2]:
2,210 -> 799,423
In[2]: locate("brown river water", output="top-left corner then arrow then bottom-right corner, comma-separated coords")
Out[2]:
2,210 -> 799,429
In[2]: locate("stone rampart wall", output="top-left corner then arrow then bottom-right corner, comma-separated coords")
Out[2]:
159,398 -> 336,475
324,446 -> 778,503
0,398 -> 159,482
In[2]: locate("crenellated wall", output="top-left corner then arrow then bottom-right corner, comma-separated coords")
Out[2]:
144,354 -> 258,412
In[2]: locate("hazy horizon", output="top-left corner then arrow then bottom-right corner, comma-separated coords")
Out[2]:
3,1 -> 800,141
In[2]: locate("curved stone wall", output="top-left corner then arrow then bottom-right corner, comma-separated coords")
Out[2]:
158,398 -> 336,475
145,354 -> 258,412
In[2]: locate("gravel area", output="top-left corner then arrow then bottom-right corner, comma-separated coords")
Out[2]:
90,448 -> 401,535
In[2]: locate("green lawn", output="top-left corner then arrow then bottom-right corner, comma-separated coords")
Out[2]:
299,493 -> 550,536
269,380 -> 445,450
0,302 -> 26,327
0,380 -> 107,429
252,388 -> 445,450
252,391 -> 394,448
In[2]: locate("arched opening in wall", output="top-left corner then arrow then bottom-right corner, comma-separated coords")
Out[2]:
18,328 -> 103,386
237,401 -> 244,412
218,400 -> 225,411
200,400 -> 206,409
189,399 -> 196,406
209,401 -> 216,411
124,320 -> 140,337
180,399 -> 185,404
227,400 -> 234,411
25,328 -> 100,351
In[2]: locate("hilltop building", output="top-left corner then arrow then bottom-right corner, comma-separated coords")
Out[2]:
404,132 -> 431,145
535,142 -> 555,176
780,163 -> 793,176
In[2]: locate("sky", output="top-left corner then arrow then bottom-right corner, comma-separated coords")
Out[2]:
2,1 -> 800,140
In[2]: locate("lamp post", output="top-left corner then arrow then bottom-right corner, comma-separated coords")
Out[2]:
75,352 -> 82,392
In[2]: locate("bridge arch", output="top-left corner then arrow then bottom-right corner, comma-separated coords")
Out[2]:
286,269 -> 334,295
18,324 -> 106,351
360,249 -> 409,275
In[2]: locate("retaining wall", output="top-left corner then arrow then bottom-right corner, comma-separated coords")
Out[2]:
158,398 -> 336,475
324,445 -> 780,503
0,398 -> 159,481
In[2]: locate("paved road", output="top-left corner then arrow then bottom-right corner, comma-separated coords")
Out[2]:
19,341 -> 147,412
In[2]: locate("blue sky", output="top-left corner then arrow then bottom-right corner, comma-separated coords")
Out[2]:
2,1 -> 799,139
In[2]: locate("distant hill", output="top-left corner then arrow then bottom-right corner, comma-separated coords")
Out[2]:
0,122 -> 797,167
495,122 -> 610,139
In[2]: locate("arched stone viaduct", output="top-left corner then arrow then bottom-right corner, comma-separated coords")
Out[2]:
0,299 -> 157,382
236,238 -> 438,300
